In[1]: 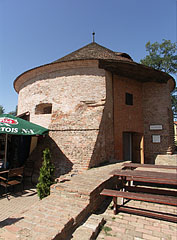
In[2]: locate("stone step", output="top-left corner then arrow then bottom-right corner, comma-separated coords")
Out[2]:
71,214 -> 105,240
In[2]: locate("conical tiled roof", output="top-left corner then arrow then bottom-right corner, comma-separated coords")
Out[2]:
53,42 -> 133,63
14,41 -> 176,94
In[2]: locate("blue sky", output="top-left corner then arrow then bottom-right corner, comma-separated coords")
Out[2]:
0,0 -> 176,113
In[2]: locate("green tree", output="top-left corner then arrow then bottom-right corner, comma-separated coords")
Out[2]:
171,87 -> 177,120
37,148 -> 55,200
8,106 -> 18,116
140,40 -> 177,119
140,39 -> 177,74
0,105 -> 5,114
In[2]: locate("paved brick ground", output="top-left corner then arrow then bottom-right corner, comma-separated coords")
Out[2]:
97,200 -> 177,240
0,184 -> 39,240
0,161 -> 176,240
0,163 -> 122,240
0,185 -> 39,222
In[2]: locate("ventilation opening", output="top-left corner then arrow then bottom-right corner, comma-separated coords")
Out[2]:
35,103 -> 52,115
126,93 -> 133,106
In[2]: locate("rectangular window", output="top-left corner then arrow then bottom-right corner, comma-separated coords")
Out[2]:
126,93 -> 133,105
152,135 -> 161,143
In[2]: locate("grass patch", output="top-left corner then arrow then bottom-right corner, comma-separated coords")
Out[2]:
102,226 -> 112,236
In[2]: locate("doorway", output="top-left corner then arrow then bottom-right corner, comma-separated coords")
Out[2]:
123,132 -> 144,163
123,132 -> 132,161
9,135 -> 31,168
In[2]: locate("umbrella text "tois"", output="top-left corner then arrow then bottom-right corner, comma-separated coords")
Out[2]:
0,126 -> 35,134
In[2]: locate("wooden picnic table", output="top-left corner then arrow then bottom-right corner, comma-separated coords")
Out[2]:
101,167 -> 177,222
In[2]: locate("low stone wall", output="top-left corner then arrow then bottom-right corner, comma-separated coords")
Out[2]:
155,154 -> 177,166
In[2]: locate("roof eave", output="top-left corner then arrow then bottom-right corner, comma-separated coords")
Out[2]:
99,59 -> 176,90
14,59 -> 100,93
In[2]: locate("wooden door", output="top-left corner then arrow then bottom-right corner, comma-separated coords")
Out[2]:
132,133 -> 144,163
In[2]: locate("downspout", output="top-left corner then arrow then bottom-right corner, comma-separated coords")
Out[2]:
112,73 -> 115,160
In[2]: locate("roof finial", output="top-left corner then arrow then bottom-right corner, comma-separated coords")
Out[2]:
92,31 -> 95,42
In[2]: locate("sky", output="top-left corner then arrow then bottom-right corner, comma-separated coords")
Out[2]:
0,0 -> 176,113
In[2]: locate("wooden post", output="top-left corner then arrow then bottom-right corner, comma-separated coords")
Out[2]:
113,196 -> 117,215
140,135 -> 144,164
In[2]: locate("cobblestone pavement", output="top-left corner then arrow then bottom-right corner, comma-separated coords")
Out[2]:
97,200 -> 177,240
0,184 -> 39,228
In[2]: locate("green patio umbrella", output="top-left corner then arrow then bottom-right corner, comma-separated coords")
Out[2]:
0,114 -> 48,135
0,114 -> 49,168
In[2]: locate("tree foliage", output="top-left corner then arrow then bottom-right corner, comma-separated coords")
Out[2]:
8,106 -> 18,116
171,87 -> 177,120
0,105 -> 5,114
140,40 -> 177,119
0,105 -> 18,116
37,148 -> 55,200
140,39 -> 177,74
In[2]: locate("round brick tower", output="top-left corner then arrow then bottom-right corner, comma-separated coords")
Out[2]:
14,42 -> 175,177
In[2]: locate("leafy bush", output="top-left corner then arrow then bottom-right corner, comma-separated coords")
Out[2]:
37,148 -> 55,200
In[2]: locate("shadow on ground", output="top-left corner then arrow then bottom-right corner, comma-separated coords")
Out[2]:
0,217 -> 24,228
0,182 -> 37,200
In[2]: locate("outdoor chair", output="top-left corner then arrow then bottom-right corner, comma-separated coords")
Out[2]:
0,167 -> 24,197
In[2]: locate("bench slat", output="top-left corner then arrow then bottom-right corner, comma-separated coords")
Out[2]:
118,206 -> 177,223
111,170 -> 177,185
126,177 -> 177,185
100,189 -> 177,206
125,186 -> 177,197
122,163 -> 177,170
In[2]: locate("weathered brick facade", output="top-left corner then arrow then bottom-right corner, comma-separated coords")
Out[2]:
142,81 -> 175,162
14,42 -> 176,177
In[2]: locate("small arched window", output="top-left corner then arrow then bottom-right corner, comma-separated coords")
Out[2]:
35,103 -> 52,115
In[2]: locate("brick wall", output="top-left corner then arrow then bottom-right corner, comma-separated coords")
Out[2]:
113,75 -> 144,161
143,81 -> 175,163
18,60 -> 113,176
110,75 -> 174,163
17,59 -> 175,176
18,61 -> 105,128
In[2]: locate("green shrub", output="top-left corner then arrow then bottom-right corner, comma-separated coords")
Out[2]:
37,148 -> 55,200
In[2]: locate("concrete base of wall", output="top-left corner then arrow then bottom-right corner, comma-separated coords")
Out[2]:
155,154 -> 177,166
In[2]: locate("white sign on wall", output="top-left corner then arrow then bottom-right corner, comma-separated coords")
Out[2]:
152,135 -> 161,143
150,125 -> 163,130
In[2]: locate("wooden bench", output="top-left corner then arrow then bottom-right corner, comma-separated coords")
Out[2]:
122,163 -> 177,170
124,185 -> 177,196
100,189 -> 177,222
126,176 -> 177,186
0,167 -> 24,197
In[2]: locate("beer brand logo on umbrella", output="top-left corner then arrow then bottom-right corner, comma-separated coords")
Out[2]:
0,117 -> 18,125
